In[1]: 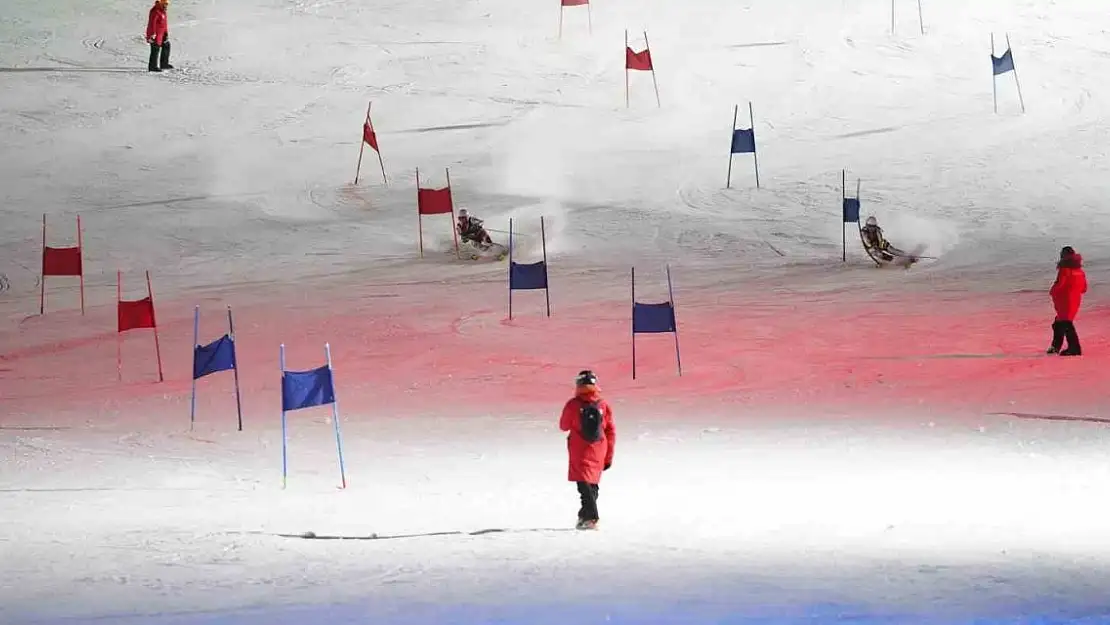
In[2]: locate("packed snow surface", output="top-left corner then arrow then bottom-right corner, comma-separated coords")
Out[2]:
3,0 -> 1110,623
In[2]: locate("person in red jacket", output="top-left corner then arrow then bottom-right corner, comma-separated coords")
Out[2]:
145,0 -> 173,72
559,370 -> 615,530
1048,246 -> 1088,356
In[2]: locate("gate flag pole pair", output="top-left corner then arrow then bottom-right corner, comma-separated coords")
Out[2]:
117,270 -> 163,383
625,30 -> 660,108
631,266 -> 681,379
41,214 -> 85,315
280,343 -> 348,490
558,0 -> 590,38
990,33 -> 1025,114
890,0 -> 924,35
507,217 -> 552,320
841,169 -> 862,262
191,306 -> 244,432
727,103 -> 760,189
416,167 -> 460,259
354,101 -> 387,185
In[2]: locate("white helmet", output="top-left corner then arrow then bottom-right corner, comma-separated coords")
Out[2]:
458,208 -> 468,218
865,216 -> 877,226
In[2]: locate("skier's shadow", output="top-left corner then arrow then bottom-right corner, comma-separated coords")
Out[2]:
278,527 -> 576,541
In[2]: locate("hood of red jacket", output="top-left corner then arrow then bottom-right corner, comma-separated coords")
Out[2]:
1058,254 -> 1083,269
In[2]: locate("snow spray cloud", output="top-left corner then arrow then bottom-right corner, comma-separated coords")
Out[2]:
484,109 -> 587,257
882,211 -> 961,258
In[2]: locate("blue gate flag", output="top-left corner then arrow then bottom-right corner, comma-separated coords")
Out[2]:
510,261 -> 548,290
840,170 -> 863,262
992,48 -> 1014,75
730,128 -> 756,154
282,365 -> 336,412
193,335 -> 236,379
843,198 -> 861,223
633,302 -> 676,333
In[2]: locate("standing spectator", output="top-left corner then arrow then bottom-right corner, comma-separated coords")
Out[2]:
146,0 -> 173,72
1048,245 -> 1088,356
559,370 -> 616,530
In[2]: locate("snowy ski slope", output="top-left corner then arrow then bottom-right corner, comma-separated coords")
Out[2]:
3,0 -> 1110,623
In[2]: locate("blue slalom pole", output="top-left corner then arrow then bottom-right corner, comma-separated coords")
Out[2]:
666,265 -> 682,376
190,306 -> 199,431
508,218 -> 514,320
280,343 -> 288,490
631,267 -> 637,380
227,307 -> 244,432
325,342 -> 348,489
748,101 -> 760,189
541,216 -> 551,317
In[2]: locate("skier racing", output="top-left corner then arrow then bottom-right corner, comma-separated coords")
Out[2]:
457,209 -> 494,249
859,215 -> 919,266
455,209 -> 506,260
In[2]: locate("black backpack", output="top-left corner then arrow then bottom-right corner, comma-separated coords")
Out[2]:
580,402 -> 603,442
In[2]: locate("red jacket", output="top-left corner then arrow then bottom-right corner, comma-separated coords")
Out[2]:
559,390 -> 615,484
146,3 -> 168,45
1050,254 -> 1087,321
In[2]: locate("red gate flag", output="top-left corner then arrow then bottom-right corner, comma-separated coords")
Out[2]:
625,47 -> 653,71
117,270 -> 164,382
362,121 -> 379,151
625,30 -> 660,108
415,167 -> 460,259
562,0 -> 588,5
118,298 -> 155,332
354,101 -> 387,185
43,247 -> 82,276
40,213 -> 85,315
417,188 -> 453,215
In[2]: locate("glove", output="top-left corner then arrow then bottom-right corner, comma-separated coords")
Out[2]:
603,462 -> 611,471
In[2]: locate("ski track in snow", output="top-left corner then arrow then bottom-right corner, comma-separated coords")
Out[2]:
4,0 -> 1110,623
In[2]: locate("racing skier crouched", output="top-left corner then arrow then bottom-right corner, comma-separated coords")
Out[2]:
456,209 -> 494,250
860,216 -> 906,262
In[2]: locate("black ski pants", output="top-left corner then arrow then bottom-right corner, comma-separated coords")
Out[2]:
1051,320 -> 1081,354
148,37 -> 171,70
576,481 -> 600,522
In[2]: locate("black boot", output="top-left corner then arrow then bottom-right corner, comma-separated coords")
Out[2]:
1047,321 -> 1064,354
1060,321 -> 1082,356
159,39 -> 173,70
148,43 -> 161,71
